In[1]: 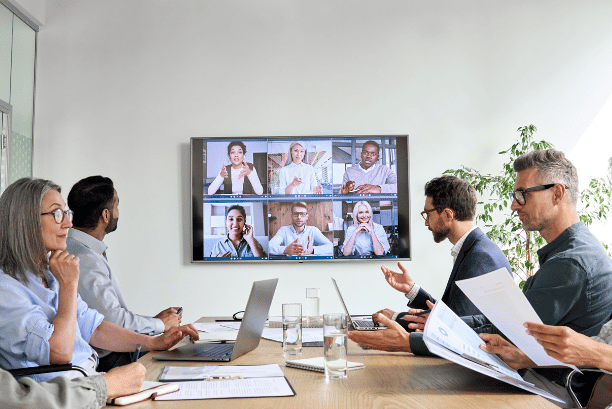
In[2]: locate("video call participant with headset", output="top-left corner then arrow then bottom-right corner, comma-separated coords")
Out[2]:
210,204 -> 266,258
342,200 -> 390,256
0,178 -> 199,382
280,141 -> 323,195
207,140 -> 264,195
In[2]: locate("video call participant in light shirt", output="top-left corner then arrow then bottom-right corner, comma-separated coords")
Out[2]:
207,141 -> 264,195
340,140 -> 397,194
280,141 -> 322,194
0,362 -> 145,409
342,200 -> 390,256
268,202 -> 333,256
0,178 -> 198,383
210,205 -> 266,257
65,176 -> 186,372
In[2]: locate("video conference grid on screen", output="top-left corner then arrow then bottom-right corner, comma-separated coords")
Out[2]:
191,136 -> 410,262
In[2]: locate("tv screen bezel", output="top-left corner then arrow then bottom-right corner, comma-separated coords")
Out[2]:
191,135 -> 411,263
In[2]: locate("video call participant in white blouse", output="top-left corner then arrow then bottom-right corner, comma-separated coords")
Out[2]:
210,205 -> 266,258
0,178 -> 198,382
280,141 -> 322,195
207,141 -> 264,195
342,201 -> 390,256
268,202 -> 332,256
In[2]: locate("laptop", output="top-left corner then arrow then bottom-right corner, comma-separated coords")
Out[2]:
153,278 -> 278,362
331,277 -> 385,331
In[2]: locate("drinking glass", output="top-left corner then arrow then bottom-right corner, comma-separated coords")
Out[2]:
306,288 -> 320,324
323,313 -> 348,379
282,303 -> 302,356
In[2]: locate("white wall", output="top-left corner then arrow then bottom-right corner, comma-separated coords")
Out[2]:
33,0 -> 612,324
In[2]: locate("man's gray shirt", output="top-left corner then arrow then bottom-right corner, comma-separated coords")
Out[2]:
66,229 -> 164,358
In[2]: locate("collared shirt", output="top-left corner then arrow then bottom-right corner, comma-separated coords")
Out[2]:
342,163 -> 397,193
66,229 -> 164,357
342,223 -> 390,256
279,162 -> 319,194
450,226 -> 478,264
0,269 -> 104,382
0,368 -> 107,409
209,235 -> 264,257
268,225 -> 333,256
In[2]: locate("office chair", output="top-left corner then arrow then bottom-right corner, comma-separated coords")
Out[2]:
565,368 -> 612,409
7,363 -> 89,378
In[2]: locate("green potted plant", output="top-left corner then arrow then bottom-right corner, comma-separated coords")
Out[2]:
445,125 -> 611,287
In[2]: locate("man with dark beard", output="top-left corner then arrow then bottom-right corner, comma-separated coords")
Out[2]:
66,176 -> 182,371
374,175 -> 511,330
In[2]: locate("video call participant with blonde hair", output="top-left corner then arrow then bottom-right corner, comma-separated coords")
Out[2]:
342,201 -> 390,256
280,141 -> 322,195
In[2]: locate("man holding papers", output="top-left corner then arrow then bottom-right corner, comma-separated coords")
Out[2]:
350,150 -> 612,403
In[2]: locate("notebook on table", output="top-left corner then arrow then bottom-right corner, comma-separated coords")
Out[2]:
153,278 -> 278,362
331,278 -> 385,331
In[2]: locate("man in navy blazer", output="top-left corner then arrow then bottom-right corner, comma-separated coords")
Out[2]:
374,175 -> 512,332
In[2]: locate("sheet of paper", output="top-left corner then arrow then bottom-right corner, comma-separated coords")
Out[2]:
159,364 -> 284,381
261,327 -> 323,343
193,322 -> 241,332
154,377 -> 294,400
423,301 -> 565,404
455,268 -> 576,369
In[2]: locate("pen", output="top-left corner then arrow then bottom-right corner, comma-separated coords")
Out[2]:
132,344 -> 141,363
413,309 -> 431,317
176,307 -> 183,315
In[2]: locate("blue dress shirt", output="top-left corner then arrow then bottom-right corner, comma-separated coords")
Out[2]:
0,269 -> 104,382
268,225 -> 333,256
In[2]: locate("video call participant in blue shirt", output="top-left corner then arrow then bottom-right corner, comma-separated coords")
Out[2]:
0,178 -> 198,382
268,202 -> 333,256
210,205 -> 266,258
342,200 -> 390,256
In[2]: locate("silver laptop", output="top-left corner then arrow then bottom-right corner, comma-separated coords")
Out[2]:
331,277 -> 385,331
153,278 -> 278,362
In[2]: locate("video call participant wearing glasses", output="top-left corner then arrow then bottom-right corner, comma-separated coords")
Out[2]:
65,176 -> 190,371
371,176 -> 511,330
350,150 -> 612,405
340,140 -> 397,194
342,201 -> 390,256
280,141 -> 323,195
0,178 -> 198,382
268,202 -> 333,256
210,205 -> 266,258
207,141 -> 264,195
0,362 -> 145,409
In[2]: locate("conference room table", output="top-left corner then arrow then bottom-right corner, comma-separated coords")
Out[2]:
127,317 -> 558,409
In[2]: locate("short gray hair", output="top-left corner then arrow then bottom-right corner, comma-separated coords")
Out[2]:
513,149 -> 578,206
0,178 -> 61,284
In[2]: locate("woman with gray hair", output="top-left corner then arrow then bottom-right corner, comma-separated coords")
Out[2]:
342,201 -> 389,256
0,178 -> 198,382
280,141 -> 322,194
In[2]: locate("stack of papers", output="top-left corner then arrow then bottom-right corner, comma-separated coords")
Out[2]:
192,322 -> 241,343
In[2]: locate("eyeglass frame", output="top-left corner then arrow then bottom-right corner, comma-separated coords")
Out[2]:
420,208 -> 439,221
41,209 -> 74,224
292,211 -> 308,218
507,183 -> 561,205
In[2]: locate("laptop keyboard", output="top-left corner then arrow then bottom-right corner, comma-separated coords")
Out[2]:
354,320 -> 377,328
195,343 -> 234,358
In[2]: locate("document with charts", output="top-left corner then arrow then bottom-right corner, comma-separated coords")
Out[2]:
423,300 -> 564,403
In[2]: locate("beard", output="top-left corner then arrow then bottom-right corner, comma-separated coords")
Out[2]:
431,221 -> 450,243
105,216 -> 118,234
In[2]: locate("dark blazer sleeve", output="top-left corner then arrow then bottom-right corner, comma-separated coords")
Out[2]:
394,288 -> 435,331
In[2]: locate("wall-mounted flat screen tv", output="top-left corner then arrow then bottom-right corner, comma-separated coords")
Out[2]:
191,135 -> 410,262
